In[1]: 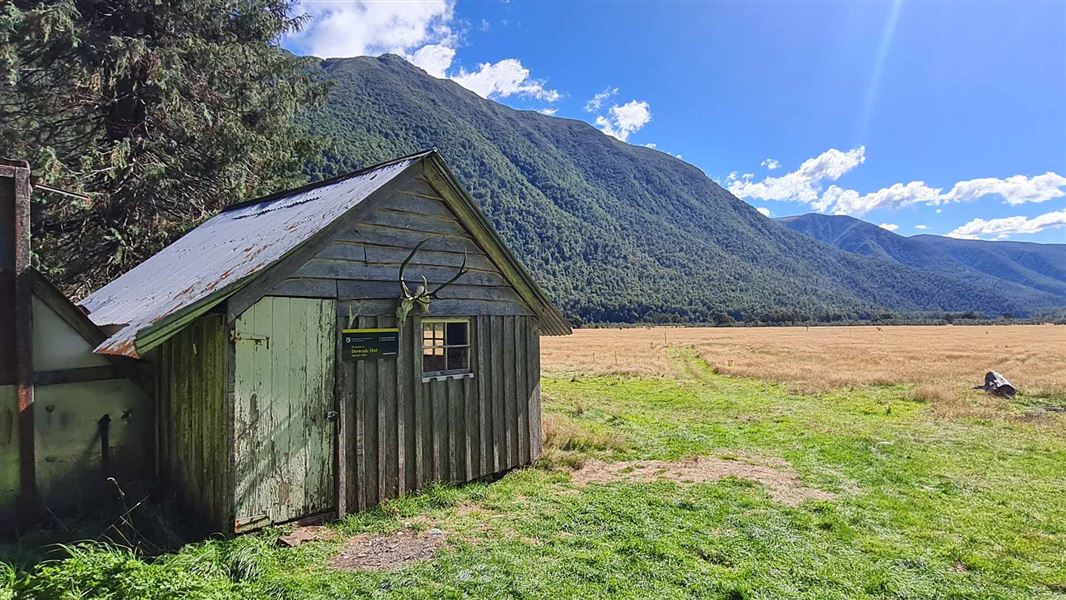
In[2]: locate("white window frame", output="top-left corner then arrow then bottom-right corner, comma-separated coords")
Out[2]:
421,318 -> 473,382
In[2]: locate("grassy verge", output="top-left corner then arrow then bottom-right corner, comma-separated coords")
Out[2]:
2,349 -> 1063,599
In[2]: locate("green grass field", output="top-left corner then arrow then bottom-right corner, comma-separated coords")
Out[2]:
4,350 -> 1064,599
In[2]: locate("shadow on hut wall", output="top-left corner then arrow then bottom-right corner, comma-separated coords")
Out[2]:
1,162 -> 157,547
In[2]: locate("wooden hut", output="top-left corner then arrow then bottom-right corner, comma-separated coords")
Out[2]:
78,150 -> 570,533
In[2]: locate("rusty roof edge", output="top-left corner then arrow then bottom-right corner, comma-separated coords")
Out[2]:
92,271 -> 256,358
222,148 -> 437,213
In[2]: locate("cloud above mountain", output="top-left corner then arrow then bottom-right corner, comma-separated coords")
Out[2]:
948,210 -> 1066,240
727,146 -> 1066,216
595,100 -> 652,142
285,0 -> 559,102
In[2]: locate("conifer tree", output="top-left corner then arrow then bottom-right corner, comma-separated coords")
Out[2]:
0,1 -> 326,296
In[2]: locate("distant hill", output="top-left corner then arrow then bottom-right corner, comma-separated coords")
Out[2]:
303,54 -> 1060,323
778,213 -> 1066,314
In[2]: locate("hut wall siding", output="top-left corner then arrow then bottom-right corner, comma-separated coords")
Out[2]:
157,314 -> 231,532
340,313 -> 541,513
268,175 -> 528,314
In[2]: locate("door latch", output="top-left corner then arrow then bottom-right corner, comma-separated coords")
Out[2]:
325,410 -> 338,422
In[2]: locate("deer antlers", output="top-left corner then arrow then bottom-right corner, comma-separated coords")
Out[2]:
396,238 -> 469,323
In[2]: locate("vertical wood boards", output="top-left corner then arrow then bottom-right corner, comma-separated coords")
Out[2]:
516,318 -> 529,466
502,316 -> 517,470
528,320 -> 543,461
156,314 -> 229,532
233,297 -> 335,531
491,316 -> 505,472
341,313 -> 543,512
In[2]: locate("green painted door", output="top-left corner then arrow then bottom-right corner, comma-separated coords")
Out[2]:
233,297 -> 336,531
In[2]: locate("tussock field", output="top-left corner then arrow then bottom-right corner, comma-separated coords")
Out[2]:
5,326 -> 1065,599
542,324 -> 1066,395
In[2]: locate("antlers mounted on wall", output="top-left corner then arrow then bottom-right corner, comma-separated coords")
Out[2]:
396,238 -> 469,324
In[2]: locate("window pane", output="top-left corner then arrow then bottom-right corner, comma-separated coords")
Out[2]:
446,321 -> 468,346
423,350 -> 446,373
423,323 -> 445,347
447,347 -> 469,371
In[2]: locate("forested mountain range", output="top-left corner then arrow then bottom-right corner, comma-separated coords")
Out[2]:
778,213 -> 1066,313
303,54 -> 1064,323
298,55 -> 1066,326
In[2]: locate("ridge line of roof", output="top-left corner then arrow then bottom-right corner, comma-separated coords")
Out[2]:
221,148 -> 437,213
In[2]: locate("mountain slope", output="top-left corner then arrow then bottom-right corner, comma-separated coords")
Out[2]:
305,54 -> 1050,322
778,214 -> 1066,311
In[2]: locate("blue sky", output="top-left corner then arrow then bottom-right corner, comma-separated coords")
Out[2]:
283,1 -> 1066,243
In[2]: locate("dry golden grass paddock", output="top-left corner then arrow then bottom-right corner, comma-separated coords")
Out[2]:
541,324 -> 1066,399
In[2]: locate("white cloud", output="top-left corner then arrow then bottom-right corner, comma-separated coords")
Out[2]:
879,223 -> 899,232
761,158 -> 781,170
728,146 -> 1066,216
585,87 -> 619,112
727,146 -> 866,204
595,100 -> 651,142
536,107 -> 557,116
408,43 -> 456,77
287,1 -> 456,61
915,224 -> 928,230
829,180 -> 942,215
756,207 -> 772,217
451,59 -> 560,101
947,210 -> 1066,239
287,1 -> 559,101
939,172 -> 1066,206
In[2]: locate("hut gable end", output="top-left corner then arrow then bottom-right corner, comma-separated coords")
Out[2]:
267,173 -> 530,317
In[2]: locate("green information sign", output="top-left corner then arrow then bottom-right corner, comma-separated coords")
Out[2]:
342,328 -> 399,361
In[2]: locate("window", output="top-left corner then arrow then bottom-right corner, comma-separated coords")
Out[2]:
422,319 -> 471,377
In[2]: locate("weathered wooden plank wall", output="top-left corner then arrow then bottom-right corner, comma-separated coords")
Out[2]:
269,176 -> 531,319
233,297 -> 336,531
156,314 -> 231,532
339,312 -> 541,512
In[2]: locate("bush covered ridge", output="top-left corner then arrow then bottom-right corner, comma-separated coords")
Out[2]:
304,54 -> 1062,324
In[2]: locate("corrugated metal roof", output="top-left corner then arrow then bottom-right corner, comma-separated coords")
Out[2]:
80,154 -> 425,356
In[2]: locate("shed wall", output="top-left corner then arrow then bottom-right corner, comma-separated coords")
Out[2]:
156,314 -> 232,532
0,385 -> 15,515
32,296 -> 110,372
34,379 -> 149,511
337,313 -> 541,512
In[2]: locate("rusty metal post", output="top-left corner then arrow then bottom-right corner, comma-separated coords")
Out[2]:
0,160 -> 36,519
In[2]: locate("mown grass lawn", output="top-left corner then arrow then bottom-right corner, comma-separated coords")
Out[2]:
3,350 -> 1064,599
